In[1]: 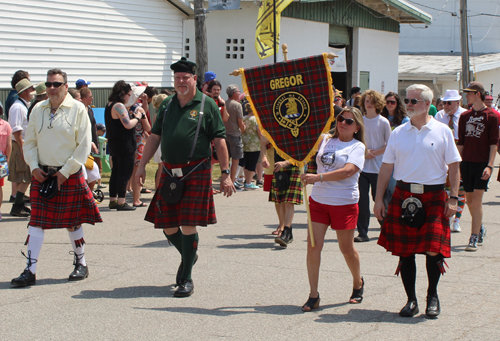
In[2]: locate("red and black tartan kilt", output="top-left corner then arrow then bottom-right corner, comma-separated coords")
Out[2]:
269,166 -> 303,205
145,161 -> 216,228
29,169 -> 102,229
377,187 -> 451,258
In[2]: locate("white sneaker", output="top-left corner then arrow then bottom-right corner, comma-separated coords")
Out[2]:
451,221 -> 461,233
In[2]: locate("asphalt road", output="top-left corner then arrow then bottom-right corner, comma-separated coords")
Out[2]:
1,173 -> 499,340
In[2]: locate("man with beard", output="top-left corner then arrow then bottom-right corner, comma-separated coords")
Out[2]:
374,84 -> 461,318
136,57 -> 234,297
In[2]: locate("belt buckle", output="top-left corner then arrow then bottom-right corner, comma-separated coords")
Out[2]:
172,168 -> 183,177
47,166 -> 58,175
410,183 -> 424,194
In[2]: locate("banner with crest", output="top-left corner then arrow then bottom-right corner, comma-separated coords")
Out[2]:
240,53 -> 335,168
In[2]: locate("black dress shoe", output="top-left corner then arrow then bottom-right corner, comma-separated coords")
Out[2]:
174,279 -> 194,297
426,296 -> 440,318
11,269 -> 36,287
399,300 -> 419,317
69,263 -> 89,281
176,254 -> 198,286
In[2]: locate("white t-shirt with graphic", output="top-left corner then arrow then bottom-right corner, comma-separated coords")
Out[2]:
311,136 -> 365,206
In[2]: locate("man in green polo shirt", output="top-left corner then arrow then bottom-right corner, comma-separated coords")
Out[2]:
136,57 -> 235,297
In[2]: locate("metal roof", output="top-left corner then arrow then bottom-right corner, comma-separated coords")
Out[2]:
301,0 -> 432,25
166,0 -> 194,16
399,53 -> 500,80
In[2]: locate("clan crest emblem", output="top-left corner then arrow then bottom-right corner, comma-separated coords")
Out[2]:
272,91 -> 310,138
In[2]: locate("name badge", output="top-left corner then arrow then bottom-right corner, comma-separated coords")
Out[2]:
172,168 -> 183,177
410,183 -> 424,194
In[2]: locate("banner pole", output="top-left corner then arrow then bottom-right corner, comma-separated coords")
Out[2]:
301,167 -> 315,248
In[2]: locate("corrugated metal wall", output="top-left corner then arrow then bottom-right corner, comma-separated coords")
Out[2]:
283,1 -> 400,33
0,0 -> 187,89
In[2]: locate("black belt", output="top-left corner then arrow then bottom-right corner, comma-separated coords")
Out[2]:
39,164 -> 63,174
163,159 -> 210,177
396,181 -> 444,193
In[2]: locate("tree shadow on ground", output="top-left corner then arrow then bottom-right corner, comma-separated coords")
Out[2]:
316,308 -> 428,324
135,240 -> 170,248
136,302 -> 348,316
72,285 -> 174,299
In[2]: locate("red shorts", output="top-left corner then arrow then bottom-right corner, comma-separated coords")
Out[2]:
263,174 -> 273,192
0,177 -> 4,187
309,197 -> 358,230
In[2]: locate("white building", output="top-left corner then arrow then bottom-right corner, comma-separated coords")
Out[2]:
0,0 -> 191,90
398,0 -> 500,98
186,0 -> 431,97
0,0 -> 431,107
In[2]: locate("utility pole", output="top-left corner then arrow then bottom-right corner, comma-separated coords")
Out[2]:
194,0 -> 208,88
460,0 -> 470,91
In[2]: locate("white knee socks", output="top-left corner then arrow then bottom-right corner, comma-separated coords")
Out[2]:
26,226 -> 45,274
68,227 -> 86,266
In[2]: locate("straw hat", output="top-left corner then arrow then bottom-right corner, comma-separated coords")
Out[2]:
15,79 -> 34,94
31,82 -> 47,96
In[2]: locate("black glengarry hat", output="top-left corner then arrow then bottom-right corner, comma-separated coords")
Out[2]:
171,57 -> 197,74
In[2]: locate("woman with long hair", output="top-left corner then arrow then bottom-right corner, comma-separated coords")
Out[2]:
381,91 -> 409,128
300,107 -> 367,311
105,81 -> 142,211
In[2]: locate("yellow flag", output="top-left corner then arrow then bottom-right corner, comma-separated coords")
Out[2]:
255,0 -> 293,60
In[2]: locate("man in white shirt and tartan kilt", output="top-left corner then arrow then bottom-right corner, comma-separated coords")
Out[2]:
374,84 -> 461,319
11,69 -> 102,287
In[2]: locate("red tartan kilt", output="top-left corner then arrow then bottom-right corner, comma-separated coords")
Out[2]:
145,161 -> 216,228
30,169 -> 102,229
377,187 -> 451,258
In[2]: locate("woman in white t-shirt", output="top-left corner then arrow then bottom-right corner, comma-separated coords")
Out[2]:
300,107 -> 367,312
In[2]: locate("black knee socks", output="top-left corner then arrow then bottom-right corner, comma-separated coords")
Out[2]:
181,233 -> 199,281
14,191 -> 25,205
426,254 -> 442,298
164,229 -> 183,254
400,255 -> 417,301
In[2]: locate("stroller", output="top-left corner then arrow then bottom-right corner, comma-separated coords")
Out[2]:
92,189 -> 104,203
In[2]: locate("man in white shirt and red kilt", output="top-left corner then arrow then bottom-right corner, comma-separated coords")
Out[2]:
136,57 -> 234,297
11,68 -> 102,287
374,84 -> 461,318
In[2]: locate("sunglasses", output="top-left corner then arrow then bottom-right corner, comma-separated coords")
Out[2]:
45,81 -> 66,88
386,100 -> 397,105
443,101 -> 456,105
404,98 -> 425,105
337,115 -> 355,125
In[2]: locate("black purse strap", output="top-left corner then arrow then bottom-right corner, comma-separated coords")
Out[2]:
188,94 -> 206,164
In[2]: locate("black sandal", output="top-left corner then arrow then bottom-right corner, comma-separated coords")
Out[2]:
302,294 -> 320,312
349,277 -> 364,304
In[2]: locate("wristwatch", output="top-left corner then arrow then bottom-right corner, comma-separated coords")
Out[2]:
221,169 -> 230,174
